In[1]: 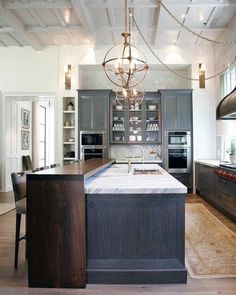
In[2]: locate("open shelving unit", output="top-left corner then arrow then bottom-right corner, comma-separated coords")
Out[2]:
62,96 -> 78,164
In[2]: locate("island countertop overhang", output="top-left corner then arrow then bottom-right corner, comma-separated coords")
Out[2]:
85,163 -> 187,194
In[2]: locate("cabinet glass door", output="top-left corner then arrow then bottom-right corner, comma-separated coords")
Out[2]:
145,100 -> 160,143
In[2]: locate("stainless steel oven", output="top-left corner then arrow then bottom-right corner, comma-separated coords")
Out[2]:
80,131 -> 107,160
81,148 -> 105,160
164,131 -> 191,173
166,148 -> 191,173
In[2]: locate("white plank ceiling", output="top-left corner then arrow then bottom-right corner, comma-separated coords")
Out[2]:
0,0 -> 235,50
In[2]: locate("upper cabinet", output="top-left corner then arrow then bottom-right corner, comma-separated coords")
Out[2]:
110,92 -> 161,144
160,90 -> 192,130
78,90 -> 111,130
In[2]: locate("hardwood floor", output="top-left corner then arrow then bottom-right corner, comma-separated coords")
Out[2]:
0,193 -> 236,294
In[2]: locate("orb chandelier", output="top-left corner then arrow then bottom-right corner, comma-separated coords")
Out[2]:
102,0 -> 149,90
116,84 -> 144,109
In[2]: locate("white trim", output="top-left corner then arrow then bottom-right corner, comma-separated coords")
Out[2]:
0,92 -> 57,192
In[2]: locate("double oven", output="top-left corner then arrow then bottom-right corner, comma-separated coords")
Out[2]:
80,131 -> 107,161
164,131 -> 191,173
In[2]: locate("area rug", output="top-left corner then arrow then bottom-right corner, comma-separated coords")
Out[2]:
185,203 -> 236,279
0,203 -> 15,216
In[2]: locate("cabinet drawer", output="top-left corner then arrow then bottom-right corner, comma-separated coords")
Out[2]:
215,177 -> 236,217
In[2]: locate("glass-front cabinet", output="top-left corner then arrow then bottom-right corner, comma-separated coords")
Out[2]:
110,92 -> 161,144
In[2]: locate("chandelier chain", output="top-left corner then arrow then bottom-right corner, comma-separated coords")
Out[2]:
125,0 -> 128,32
132,15 -> 235,81
158,0 -> 236,46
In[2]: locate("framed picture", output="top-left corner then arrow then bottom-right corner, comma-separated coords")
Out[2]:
21,108 -> 30,129
21,130 -> 30,150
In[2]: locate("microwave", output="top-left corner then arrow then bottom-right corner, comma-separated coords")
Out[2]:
80,131 -> 106,147
165,131 -> 191,147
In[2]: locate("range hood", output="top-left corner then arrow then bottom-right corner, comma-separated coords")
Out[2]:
216,86 -> 236,120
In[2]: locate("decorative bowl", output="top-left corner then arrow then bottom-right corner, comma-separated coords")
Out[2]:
148,105 -> 156,110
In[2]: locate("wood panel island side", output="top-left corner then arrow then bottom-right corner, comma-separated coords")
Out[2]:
27,159 -> 187,288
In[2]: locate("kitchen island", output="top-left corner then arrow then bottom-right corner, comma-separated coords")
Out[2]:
27,159 -> 187,288
85,163 -> 187,284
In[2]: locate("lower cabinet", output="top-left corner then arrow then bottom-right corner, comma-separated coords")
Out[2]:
215,176 -> 236,218
195,163 -> 236,221
171,173 -> 192,193
195,163 -> 214,201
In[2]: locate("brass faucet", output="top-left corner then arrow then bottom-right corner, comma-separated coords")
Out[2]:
128,145 -> 145,172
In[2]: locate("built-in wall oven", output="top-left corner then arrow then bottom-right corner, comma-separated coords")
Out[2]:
164,131 -> 191,173
80,131 -> 107,161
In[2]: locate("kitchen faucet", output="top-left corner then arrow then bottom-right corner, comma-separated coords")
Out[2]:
128,145 -> 145,172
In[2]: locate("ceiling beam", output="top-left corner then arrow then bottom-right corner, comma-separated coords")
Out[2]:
96,24 -> 226,32
162,0 -> 236,7
153,1 -> 161,45
53,9 -> 67,27
105,0 -> 119,45
2,0 -> 72,9
27,25 -> 84,33
28,9 -> 46,27
84,0 -> 236,8
0,4 -> 43,50
0,27 -> 14,33
70,0 -> 95,44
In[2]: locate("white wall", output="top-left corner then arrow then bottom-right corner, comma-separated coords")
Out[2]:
0,39 -> 222,190
0,47 -> 58,93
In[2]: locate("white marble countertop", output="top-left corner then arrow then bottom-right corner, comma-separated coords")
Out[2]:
115,160 -> 162,164
195,159 -> 221,167
85,163 -> 187,194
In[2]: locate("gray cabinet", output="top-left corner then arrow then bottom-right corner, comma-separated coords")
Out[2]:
195,163 -> 215,201
78,90 -> 111,130
160,90 -> 192,130
110,92 -> 161,144
215,175 -> 236,219
195,163 -> 236,221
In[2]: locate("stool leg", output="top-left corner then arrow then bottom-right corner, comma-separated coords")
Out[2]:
15,213 -> 21,269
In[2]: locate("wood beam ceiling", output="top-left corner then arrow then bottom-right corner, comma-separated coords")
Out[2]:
0,3 -> 43,50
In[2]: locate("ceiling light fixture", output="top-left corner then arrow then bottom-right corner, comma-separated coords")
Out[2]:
102,0 -> 148,108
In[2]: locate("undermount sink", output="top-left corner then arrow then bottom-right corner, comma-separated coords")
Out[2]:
133,168 -> 162,175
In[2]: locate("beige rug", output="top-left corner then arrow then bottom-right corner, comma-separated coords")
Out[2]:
0,203 -> 15,216
185,203 -> 236,279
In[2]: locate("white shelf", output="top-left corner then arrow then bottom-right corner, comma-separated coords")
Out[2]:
63,142 -> 75,144
63,157 -> 76,160
63,110 -> 75,113
63,126 -> 75,129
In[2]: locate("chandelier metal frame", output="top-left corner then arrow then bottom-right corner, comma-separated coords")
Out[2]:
102,0 -> 149,90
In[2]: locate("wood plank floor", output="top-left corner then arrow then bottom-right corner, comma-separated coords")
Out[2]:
0,193 -> 236,294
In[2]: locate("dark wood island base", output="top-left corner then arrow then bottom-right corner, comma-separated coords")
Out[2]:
86,194 -> 187,284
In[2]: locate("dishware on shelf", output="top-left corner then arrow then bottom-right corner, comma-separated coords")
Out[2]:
148,117 -> 156,120
148,105 -> 157,111
114,136 -> 120,141
115,105 -> 123,110
137,135 -> 142,141
129,135 -> 136,141
113,117 -> 118,121
68,137 -> 75,142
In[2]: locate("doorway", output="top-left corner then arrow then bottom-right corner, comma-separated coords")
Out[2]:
0,94 -> 57,192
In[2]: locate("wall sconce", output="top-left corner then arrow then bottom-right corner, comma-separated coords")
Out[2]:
64,64 -> 71,90
199,63 -> 205,89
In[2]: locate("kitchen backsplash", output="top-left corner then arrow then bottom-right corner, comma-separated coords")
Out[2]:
110,144 -> 162,161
